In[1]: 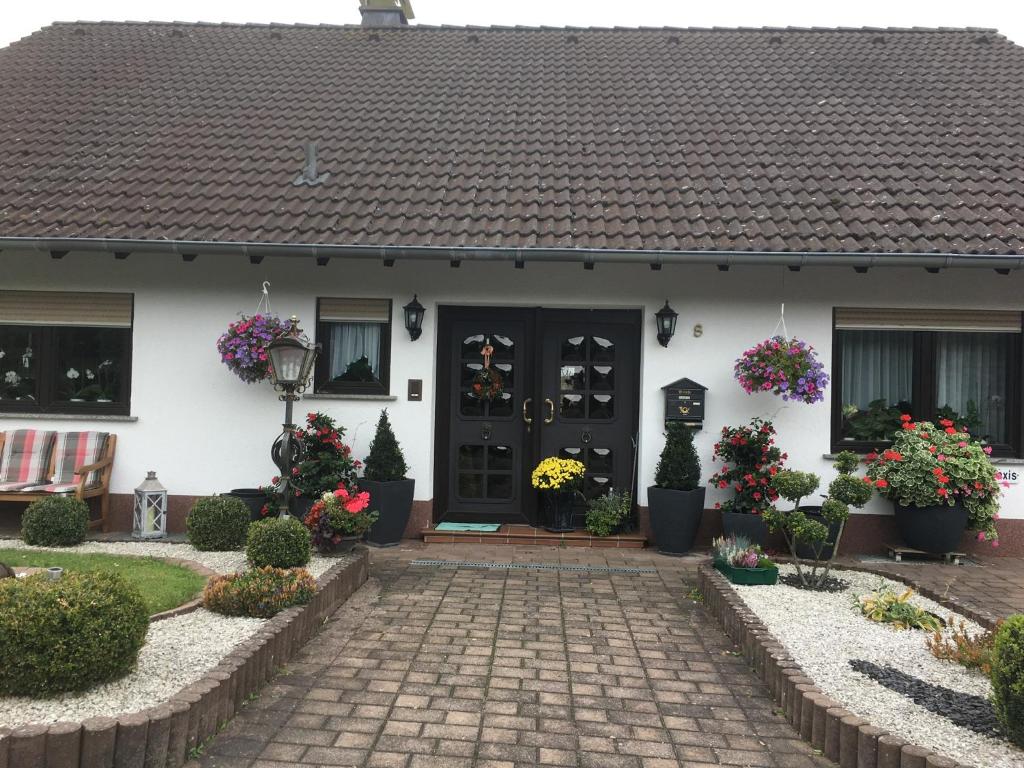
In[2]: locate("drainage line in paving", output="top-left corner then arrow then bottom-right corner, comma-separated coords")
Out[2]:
410,559 -> 657,575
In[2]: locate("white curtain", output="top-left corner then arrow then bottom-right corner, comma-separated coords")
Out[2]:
841,330 -> 913,409
328,322 -> 381,381
936,332 -> 1009,443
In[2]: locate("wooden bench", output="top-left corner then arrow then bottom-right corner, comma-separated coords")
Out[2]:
0,431 -> 116,531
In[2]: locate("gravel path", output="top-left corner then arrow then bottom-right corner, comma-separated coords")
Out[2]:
728,566 -> 1023,768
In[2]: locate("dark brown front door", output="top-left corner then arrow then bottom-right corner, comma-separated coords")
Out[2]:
434,306 -> 641,525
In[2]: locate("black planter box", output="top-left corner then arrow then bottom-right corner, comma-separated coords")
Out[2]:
894,502 -> 968,553
721,511 -> 769,546
647,486 -> 705,556
360,478 -> 415,547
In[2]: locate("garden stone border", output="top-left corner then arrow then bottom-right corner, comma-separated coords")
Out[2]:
0,549 -> 369,768
698,564 -> 963,768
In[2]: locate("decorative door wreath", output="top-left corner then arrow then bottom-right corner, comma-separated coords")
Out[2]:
471,338 -> 504,402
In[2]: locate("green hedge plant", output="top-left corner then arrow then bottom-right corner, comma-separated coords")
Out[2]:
186,496 -> 251,551
246,516 -> 311,568
653,422 -> 701,491
991,614 -> 1024,747
203,566 -> 317,618
0,571 -> 149,695
585,489 -> 631,536
21,496 -> 89,547
363,409 -> 409,482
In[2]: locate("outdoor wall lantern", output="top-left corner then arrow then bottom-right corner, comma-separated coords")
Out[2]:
655,300 -> 679,347
267,318 -> 319,517
133,471 -> 167,538
403,294 -> 425,341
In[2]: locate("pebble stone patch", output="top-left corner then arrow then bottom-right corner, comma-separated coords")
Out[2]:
728,564 -> 1024,768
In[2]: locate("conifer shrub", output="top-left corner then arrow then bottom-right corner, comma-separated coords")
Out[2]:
187,496 -> 251,551
21,496 -> 90,547
653,422 -> 701,491
363,409 -> 409,482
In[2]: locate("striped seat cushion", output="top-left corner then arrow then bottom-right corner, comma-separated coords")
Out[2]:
0,429 -> 56,487
51,431 -> 108,488
21,482 -> 79,494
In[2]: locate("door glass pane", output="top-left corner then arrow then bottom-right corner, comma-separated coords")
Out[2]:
53,327 -> 127,403
460,392 -> 484,417
489,391 -> 514,417
584,475 -> 612,499
935,332 -> 1012,443
560,365 -> 585,391
458,445 -> 485,470
589,394 -> 614,420
461,334 -> 485,357
588,448 -> 613,473
560,393 -> 585,418
559,447 -> 583,460
590,336 -> 615,362
561,336 -> 586,362
461,363 -> 483,387
493,363 -> 514,389
487,474 -> 513,499
839,330 -> 914,441
491,334 -> 515,360
0,327 -> 38,403
488,445 -> 514,471
458,473 -> 485,499
589,365 -> 614,390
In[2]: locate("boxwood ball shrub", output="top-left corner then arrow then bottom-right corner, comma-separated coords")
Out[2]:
203,566 -> 317,618
246,516 -> 311,568
21,496 -> 89,547
187,496 -> 251,551
0,571 -> 149,695
991,613 -> 1024,746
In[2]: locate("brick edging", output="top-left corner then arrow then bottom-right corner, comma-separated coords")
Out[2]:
697,564 -> 960,768
0,549 -> 370,768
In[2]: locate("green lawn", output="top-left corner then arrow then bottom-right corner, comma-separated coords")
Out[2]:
0,549 -> 208,615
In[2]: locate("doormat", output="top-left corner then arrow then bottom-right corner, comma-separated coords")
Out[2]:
434,522 -> 502,532
411,559 -> 657,575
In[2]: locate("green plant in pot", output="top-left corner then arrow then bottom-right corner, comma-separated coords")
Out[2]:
360,410 -> 415,547
708,418 -> 786,545
711,534 -> 778,585
865,415 -> 1000,552
764,451 -> 872,589
647,422 -> 704,555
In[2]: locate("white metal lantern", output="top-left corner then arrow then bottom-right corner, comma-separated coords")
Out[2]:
133,471 -> 168,539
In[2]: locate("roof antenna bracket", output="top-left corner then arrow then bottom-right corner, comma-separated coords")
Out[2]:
293,141 -> 330,186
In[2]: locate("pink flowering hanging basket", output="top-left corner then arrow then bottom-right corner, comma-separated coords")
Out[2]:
734,335 -> 828,404
216,314 -> 294,384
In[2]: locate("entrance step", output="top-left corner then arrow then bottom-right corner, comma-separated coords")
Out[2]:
422,523 -> 646,548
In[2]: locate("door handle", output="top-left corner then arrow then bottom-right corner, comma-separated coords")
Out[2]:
522,398 -> 533,433
544,398 -> 555,424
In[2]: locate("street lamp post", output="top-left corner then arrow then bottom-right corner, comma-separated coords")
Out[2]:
266,318 -> 319,517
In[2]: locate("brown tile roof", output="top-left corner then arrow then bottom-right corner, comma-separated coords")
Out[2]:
1,22 -> 1024,255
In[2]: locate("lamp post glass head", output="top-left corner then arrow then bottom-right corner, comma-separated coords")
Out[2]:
403,294 -> 425,341
655,300 -> 678,348
268,336 -> 317,388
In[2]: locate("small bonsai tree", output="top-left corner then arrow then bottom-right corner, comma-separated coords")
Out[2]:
363,409 -> 409,482
654,422 -> 701,490
764,451 -> 872,588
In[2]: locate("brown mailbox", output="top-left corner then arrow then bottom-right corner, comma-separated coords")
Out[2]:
662,378 -> 707,426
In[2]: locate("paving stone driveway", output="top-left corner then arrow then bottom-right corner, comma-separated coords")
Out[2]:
196,550 -> 830,768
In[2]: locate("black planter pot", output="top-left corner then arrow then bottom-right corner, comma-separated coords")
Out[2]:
721,511 -> 769,546
317,535 -> 362,556
542,490 -> 576,532
647,486 -> 706,556
290,495 -> 315,520
360,478 -> 415,547
225,488 -> 270,521
894,502 -> 969,553
793,506 -> 842,560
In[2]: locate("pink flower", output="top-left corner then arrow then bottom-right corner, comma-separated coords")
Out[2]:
977,531 -> 985,541
958,441 -> 967,448
984,446 -> 993,455
993,540 -> 1000,548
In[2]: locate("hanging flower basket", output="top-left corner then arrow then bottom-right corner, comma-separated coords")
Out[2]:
734,335 -> 828,404
216,314 -> 295,384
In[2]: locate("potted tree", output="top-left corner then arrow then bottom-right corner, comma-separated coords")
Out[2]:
360,410 -> 415,547
647,422 -> 704,555
709,418 -> 786,545
866,416 -> 1001,552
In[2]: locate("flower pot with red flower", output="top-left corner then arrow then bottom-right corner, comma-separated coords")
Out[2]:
866,416 -> 1001,553
734,335 -> 828,404
709,418 -> 786,546
303,485 -> 378,555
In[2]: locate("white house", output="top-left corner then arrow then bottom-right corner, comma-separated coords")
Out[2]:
2,7 -> 1023,553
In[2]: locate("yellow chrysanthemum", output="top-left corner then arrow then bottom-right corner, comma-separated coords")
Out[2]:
531,457 -> 586,490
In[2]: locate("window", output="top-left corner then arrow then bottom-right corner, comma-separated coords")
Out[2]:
314,298 -> 392,395
0,291 -> 133,415
832,308 -> 1022,456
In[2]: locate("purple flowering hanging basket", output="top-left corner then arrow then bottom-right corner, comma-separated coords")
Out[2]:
734,335 -> 828,404
216,314 -> 293,384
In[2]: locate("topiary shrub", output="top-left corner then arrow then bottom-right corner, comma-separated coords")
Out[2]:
246,516 -> 311,568
654,422 -> 701,491
0,571 -> 149,695
203,566 -> 317,618
991,613 -> 1024,746
187,496 -> 251,551
21,496 -> 89,547
363,409 -> 409,482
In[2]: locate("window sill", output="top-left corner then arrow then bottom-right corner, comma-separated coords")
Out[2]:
823,452 -> 1024,465
304,394 -> 398,402
0,412 -> 138,422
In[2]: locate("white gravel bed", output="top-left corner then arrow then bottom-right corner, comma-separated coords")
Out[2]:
0,609 -> 265,728
727,566 -> 1023,768
0,537 -> 341,578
